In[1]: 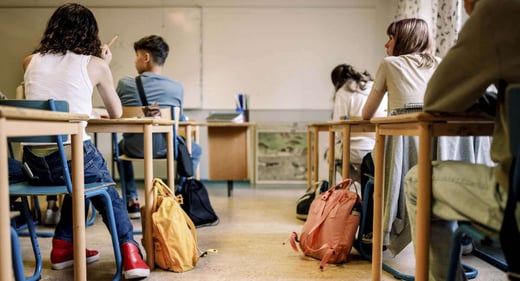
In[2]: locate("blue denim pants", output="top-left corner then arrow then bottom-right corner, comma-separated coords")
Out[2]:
23,140 -> 137,247
8,158 -> 27,184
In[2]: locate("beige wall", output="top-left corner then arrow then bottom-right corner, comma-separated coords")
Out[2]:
0,0 -> 395,110
0,0 -> 396,180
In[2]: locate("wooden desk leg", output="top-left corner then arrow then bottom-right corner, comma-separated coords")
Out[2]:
227,180 -> 233,197
143,125 -> 154,269
166,128 -> 174,192
313,127 -> 319,184
342,126 -> 351,181
371,129 -> 385,281
307,127 -> 312,187
186,125 -> 192,153
328,128 -> 335,185
71,125 -> 86,281
415,123 -> 432,281
0,123 -> 13,281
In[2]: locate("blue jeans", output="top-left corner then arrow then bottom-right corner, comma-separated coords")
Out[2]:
119,139 -> 202,200
404,161 -> 507,281
8,158 -> 27,184
23,140 -> 138,247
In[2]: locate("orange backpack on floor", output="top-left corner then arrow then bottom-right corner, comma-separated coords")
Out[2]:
288,179 -> 361,270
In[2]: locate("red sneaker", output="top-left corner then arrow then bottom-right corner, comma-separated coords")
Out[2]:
122,242 -> 150,279
50,238 -> 100,270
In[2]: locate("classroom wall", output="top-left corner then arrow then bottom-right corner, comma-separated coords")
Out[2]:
0,0 -> 397,181
0,0 -> 395,109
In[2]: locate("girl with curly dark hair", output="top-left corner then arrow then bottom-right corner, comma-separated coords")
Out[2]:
22,3 -> 149,279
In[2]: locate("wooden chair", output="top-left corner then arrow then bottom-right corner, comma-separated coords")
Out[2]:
112,106 -> 181,209
1,99 -> 122,281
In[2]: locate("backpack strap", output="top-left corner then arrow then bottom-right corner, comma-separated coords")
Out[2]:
303,190 -> 343,249
288,232 -> 300,252
135,75 -> 149,106
319,247 -> 334,271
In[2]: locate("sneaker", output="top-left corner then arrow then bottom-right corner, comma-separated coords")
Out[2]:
43,209 -> 61,226
362,232 -> 373,244
361,232 -> 387,251
461,235 -> 473,255
127,202 -> 141,219
122,242 -> 150,279
50,238 -> 100,270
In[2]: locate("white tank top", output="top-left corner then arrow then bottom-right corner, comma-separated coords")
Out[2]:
24,52 -> 93,141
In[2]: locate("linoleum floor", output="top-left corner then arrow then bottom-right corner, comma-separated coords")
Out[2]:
18,181 -> 507,280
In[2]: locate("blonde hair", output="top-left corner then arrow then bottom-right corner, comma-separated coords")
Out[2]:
387,18 -> 436,68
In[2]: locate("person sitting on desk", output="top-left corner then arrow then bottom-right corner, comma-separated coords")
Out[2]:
22,3 -> 149,279
116,35 -> 202,218
404,0 -> 520,280
327,63 -> 386,183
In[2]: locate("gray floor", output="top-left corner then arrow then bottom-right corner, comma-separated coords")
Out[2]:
18,181 -> 508,280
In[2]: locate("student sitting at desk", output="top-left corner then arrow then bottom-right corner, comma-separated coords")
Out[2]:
405,0 -> 519,280
116,35 -> 202,218
22,3 -> 149,279
360,18 -> 441,254
327,63 -> 386,183
361,17 -> 491,257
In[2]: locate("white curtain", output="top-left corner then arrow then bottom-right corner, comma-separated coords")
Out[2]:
393,0 -> 462,57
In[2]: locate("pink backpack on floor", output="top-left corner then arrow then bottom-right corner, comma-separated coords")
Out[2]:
288,179 -> 361,270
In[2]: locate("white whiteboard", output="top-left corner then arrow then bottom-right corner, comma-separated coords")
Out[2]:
202,7 -> 378,110
0,7 -> 202,108
0,6 -> 380,110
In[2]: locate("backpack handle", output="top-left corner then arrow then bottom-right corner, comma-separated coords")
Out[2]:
152,178 -> 175,211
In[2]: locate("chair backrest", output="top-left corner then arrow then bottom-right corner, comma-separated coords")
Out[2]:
116,105 -> 181,155
121,105 -> 175,120
0,99 -> 69,143
501,84 -> 520,276
0,99 -> 73,191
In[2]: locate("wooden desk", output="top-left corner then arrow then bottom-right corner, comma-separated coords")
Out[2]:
370,112 -> 494,281
307,120 -> 375,185
198,122 -> 255,196
327,119 -> 376,184
0,106 -> 88,281
86,117 -> 176,269
307,123 -> 331,187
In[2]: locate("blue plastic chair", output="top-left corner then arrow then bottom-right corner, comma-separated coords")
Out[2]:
8,145 -> 97,238
11,224 -> 26,281
2,99 -> 122,281
11,207 -> 42,281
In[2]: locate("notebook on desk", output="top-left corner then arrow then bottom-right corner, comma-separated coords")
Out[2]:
206,112 -> 244,123
390,102 -> 423,116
